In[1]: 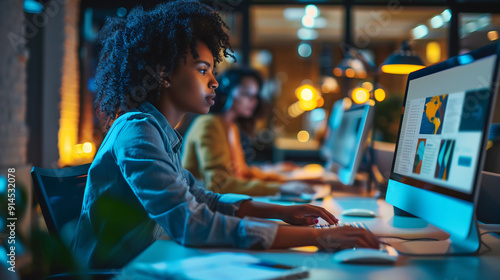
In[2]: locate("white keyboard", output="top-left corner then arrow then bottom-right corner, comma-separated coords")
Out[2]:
314,221 -> 369,230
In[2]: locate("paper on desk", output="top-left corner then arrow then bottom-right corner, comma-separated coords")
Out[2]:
116,252 -> 304,280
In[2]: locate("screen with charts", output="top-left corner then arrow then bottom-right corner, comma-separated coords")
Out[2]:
392,52 -> 498,196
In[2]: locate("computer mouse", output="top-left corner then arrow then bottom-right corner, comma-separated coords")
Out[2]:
333,247 -> 398,264
341,208 -> 376,217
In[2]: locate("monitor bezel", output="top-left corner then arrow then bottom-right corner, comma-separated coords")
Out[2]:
389,42 -> 500,203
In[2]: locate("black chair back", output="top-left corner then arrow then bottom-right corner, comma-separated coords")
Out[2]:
31,163 -> 90,236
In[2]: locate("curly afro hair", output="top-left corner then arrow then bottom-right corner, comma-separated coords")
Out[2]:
94,0 -> 234,129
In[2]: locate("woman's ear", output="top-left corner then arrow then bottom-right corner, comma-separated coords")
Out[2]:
158,66 -> 170,88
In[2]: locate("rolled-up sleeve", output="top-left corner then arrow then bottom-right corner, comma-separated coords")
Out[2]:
113,116 -> 278,249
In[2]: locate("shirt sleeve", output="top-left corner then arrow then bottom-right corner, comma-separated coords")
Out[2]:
113,115 -> 278,249
192,118 -> 281,196
181,168 -> 252,216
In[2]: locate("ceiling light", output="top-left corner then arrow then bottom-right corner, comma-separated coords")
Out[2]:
441,9 -> 451,22
380,41 -> 425,74
305,5 -> 319,18
314,17 -> 328,28
297,28 -> 318,40
302,15 -> 315,28
298,43 -> 312,58
283,8 -> 304,21
413,24 -> 429,39
430,15 -> 444,29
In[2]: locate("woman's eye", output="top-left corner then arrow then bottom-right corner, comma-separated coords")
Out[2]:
200,69 -> 207,74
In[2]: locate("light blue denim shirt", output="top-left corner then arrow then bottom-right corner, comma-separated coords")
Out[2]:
72,102 -> 278,268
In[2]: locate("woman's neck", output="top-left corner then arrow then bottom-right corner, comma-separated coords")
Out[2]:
156,97 -> 184,128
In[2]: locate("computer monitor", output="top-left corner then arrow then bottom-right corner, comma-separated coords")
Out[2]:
386,43 -> 500,254
328,102 -> 375,186
320,98 -> 347,162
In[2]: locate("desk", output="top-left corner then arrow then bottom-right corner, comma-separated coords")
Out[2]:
117,196 -> 500,280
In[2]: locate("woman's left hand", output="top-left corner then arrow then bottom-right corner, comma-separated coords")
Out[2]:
279,204 -> 339,226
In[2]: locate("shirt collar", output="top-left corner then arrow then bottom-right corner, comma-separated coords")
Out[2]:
136,102 -> 183,153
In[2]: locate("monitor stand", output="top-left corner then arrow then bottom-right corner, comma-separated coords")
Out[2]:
388,220 -> 481,256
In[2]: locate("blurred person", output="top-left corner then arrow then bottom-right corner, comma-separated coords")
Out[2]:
182,67 -> 312,196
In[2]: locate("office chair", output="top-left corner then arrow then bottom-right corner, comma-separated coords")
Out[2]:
31,164 -> 119,280
31,163 -> 91,239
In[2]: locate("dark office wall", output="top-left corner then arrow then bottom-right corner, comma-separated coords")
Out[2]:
26,13 -> 44,168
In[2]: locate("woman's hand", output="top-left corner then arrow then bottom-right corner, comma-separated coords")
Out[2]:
271,224 -> 379,249
316,226 -> 380,250
278,204 -> 339,226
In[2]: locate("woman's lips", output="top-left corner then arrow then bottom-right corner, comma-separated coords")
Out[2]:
205,93 -> 216,106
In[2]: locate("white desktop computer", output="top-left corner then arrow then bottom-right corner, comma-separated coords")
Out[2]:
386,42 -> 500,255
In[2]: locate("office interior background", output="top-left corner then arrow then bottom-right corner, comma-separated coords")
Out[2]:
1,0 -> 500,278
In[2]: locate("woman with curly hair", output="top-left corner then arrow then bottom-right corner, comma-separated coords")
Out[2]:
182,67 -> 314,196
72,0 -> 379,269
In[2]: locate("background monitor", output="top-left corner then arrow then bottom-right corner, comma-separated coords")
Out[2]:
320,98 -> 348,162
328,102 -> 375,186
386,43 -> 500,254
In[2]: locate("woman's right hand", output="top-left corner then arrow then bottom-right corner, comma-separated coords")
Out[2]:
316,226 -> 380,250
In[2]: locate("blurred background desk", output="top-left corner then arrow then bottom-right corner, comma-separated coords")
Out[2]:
117,195 -> 500,280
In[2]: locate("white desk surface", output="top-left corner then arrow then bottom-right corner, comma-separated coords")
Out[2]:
118,194 -> 500,280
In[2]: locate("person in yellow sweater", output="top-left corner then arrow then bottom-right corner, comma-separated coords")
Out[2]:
182,67 -> 314,196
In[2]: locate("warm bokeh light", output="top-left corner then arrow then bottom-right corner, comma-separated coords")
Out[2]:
374,88 -> 386,102
288,101 -> 305,118
352,87 -> 370,104
303,163 -> 324,172
316,96 -> 324,107
297,130 -> 310,142
342,97 -> 353,110
426,41 -> 441,64
82,142 -> 93,153
356,70 -> 367,79
333,67 -> 342,77
321,76 -> 338,93
296,84 -> 319,111
299,99 -> 317,111
381,64 -> 425,74
345,68 -> 355,78
488,30 -> 499,41
300,88 -> 313,101
361,81 -> 373,92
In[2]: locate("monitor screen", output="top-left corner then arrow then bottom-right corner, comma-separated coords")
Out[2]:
386,43 -> 500,253
391,45 -> 499,202
329,102 -> 375,186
